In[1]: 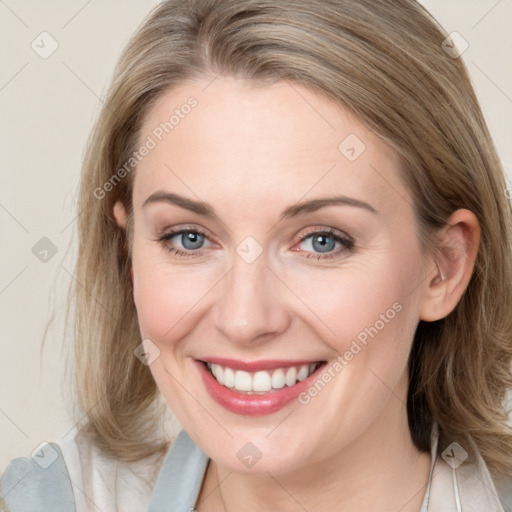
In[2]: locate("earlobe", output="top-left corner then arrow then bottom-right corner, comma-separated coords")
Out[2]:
419,209 -> 480,322
113,200 -> 128,229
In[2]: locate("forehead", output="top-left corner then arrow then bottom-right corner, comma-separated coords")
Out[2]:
132,76 -> 412,219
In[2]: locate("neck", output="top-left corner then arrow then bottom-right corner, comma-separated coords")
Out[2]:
196,380 -> 432,512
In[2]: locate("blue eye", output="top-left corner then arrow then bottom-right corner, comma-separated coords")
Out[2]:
296,228 -> 354,260
159,229 -> 210,257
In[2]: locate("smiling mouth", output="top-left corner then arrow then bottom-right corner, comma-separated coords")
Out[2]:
201,360 -> 325,394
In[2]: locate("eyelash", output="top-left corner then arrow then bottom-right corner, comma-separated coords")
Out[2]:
156,226 -> 355,260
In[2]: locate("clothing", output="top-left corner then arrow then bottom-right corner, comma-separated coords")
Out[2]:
1,421 -> 510,511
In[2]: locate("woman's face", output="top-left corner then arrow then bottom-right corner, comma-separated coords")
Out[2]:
124,76 -> 434,473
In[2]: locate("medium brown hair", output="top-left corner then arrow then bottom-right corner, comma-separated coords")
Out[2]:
72,0 -> 512,478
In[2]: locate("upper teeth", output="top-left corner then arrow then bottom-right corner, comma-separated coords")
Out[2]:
207,362 -> 318,393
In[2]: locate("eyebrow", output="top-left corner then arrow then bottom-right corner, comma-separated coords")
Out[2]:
142,191 -> 378,220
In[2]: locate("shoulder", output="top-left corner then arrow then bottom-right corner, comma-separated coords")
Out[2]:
426,421 -> 511,511
429,449 -> 512,511
494,477 -> 512,512
1,442 -> 76,511
1,428 -> 169,512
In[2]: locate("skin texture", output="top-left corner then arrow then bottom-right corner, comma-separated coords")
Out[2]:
114,76 -> 480,511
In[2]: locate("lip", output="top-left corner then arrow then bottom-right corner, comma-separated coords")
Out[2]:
195,359 -> 327,416
200,357 -> 320,372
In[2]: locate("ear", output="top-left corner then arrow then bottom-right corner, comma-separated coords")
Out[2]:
419,209 -> 480,322
113,200 -> 134,285
113,200 -> 128,229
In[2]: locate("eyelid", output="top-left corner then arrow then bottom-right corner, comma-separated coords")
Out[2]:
295,225 -> 354,245
157,224 -> 211,241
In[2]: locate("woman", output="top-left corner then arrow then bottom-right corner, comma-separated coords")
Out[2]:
2,0 -> 511,510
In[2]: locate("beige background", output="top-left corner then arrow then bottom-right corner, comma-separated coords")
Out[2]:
1,0 -> 511,473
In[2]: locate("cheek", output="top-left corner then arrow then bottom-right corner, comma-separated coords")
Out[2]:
131,242 -> 218,344
132,243 -> 184,340
287,245 -> 424,361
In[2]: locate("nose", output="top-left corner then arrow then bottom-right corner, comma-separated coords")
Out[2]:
213,251 -> 290,346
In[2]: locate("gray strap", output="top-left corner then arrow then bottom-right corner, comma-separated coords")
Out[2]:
148,429 -> 209,512
0,443 -> 76,511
